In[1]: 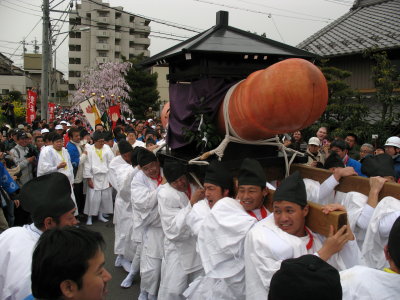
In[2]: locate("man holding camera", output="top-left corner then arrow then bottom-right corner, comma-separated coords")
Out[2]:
10,131 -> 35,186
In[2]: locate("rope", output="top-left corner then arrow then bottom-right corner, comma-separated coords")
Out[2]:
187,81 -> 304,177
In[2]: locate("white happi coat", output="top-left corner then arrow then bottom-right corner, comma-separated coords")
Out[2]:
341,192 -> 370,248
84,145 -> 114,190
37,146 -> 74,184
83,145 -> 114,215
131,169 -> 164,295
362,196 -> 400,269
184,197 -> 259,300
303,175 -> 347,205
0,224 -> 42,300
186,199 -> 211,237
244,215 -> 361,299
341,265 -> 400,300
109,155 -> 137,256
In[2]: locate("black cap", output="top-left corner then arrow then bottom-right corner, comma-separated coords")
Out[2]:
269,255 -> 342,300
204,161 -> 233,191
118,140 -> 133,155
274,171 -> 307,207
132,146 -> 145,167
20,173 -> 75,224
324,152 -> 345,169
103,131 -> 113,141
238,158 -> 266,187
388,216 -> 400,269
137,149 -> 157,167
361,153 -> 395,178
163,159 -> 186,183
92,130 -> 104,141
17,131 -> 28,140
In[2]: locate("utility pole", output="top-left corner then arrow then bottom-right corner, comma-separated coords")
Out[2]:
40,0 -> 50,120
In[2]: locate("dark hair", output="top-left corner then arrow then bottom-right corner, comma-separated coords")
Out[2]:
31,226 -> 105,299
330,139 -> 348,151
95,124 -> 104,130
74,119 -> 82,126
43,132 -> 55,143
67,127 -> 80,138
103,131 -> 114,141
80,129 -> 89,139
113,126 -> 122,137
34,135 -> 44,142
52,133 -> 63,142
346,133 -> 358,144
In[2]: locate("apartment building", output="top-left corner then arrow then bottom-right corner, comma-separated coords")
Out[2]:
68,0 -> 151,98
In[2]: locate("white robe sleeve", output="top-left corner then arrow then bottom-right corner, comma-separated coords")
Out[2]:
83,151 -> 93,179
186,199 -> 210,237
37,148 -> 58,176
131,175 -> 159,226
158,184 -> 192,242
379,211 -> 400,238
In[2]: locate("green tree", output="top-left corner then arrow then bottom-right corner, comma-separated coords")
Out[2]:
7,90 -> 22,101
364,50 -> 400,123
303,60 -> 369,140
124,54 -> 160,120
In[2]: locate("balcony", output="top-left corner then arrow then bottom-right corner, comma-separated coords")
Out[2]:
134,37 -> 150,45
115,32 -> 121,39
115,19 -> 121,26
95,17 -> 110,24
129,49 -> 150,57
134,24 -> 150,32
96,57 -> 110,63
115,45 -> 121,52
96,30 -> 110,37
96,43 -> 110,50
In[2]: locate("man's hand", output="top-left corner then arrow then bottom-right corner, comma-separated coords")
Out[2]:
190,188 -> 205,206
321,203 -> 346,215
57,162 -> 67,169
310,161 -> 318,168
318,225 -> 352,261
368,176 -> 387,208
27,156 -> 35,163
333,166 -> 357,181
87,178 -> 94,189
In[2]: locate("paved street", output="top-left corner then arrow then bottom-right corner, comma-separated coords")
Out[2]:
82,219 -> 140,299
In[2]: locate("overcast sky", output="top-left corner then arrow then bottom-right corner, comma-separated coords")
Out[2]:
0,0 -> 353,77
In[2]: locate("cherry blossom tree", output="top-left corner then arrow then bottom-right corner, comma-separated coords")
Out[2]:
71,61 -> 133,116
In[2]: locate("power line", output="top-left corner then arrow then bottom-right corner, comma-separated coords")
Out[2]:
0,3 -> 42,17
7,18 -> 42,60
84,0 -> 203,33
51,0 -> 67,10
149,34 -> 184,42
323,0 -> 353,5
192,0 -> 332,22
2,0 -> 42,13
233,0 -> 334,21
269,15 -> 285,43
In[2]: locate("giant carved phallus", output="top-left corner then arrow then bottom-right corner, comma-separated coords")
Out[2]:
217,58 -> 328,141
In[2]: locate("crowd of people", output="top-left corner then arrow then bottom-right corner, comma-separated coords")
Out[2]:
0,112 -> 399,300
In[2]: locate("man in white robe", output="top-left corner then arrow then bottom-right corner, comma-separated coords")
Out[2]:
109,140 -> 137,270
185,161 -> 233,237
341,154 -> 395,249
185,158 -> 271,300
244,171 -> 360,299
0,173 -> 78,300
37,133 -> 76,208
157,160 -> 204,300
341,216 -> 400,299
83,131 -> 115,225
120,146 -> 146,288
130,149 -> 165,300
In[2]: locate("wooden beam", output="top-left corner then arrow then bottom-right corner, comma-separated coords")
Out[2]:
290,164 -> 400,201
266,190 -> 346,237
306,201 -> 347,237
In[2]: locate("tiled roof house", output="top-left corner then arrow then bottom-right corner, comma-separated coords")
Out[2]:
298,0 -> 400,93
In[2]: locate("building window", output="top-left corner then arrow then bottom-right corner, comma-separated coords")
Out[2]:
98,25 -> 107,30
130,16 -> 134,22
115,12 -> 121,19
69,71 -> 81,78
98,37 -> 108,43
115,26 -> 121,32
98,11 -> 109,17
69,58 -> 81,64
1,89 -> 9,95
69,45 -> 81,51
68,84 -> 76,91
98,51 -> 107,57
69,32 -> 81,38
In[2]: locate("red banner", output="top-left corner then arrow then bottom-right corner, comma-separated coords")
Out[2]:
48,102 -> 56,123
26,90 -> 37,124
108,105 -> 121,129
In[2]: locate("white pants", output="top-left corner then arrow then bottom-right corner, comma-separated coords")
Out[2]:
84,187 -> 113,216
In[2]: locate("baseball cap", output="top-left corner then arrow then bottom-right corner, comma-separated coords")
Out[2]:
55,125 -> 63,130
308,137 -> 321,146
41,128 -> 50,134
